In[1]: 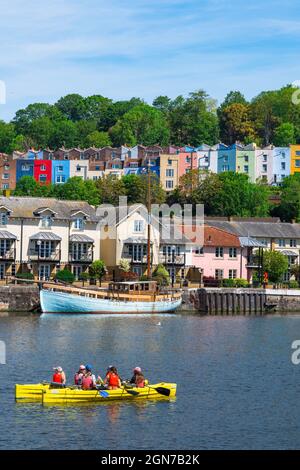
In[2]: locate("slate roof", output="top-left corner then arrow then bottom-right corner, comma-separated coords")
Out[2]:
205,219 -> 300,239
0,197 -> 98,222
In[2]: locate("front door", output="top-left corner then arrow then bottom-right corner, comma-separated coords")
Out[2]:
0,263 -> 5,280
72,265 -> 82,280
39,264 -> 51,281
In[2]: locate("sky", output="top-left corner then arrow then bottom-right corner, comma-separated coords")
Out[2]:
1,0 -> 300,121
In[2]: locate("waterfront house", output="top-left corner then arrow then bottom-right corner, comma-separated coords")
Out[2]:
0,196 -> 100,281
272,146 -> 290,185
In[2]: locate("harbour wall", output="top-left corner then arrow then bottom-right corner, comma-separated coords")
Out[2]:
0,285 -> 40,315
181,288 -> 300,315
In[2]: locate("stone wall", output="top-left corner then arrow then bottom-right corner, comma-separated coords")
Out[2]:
0,285 -> 40,315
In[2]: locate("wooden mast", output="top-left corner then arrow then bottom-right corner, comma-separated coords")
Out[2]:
147,157 -> 151,278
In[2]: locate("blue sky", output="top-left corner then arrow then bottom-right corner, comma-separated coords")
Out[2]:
1,0 -> 300,121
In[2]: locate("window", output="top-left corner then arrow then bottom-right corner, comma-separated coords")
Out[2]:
39,175 -> 47,183
57,166 -> 63,172
290,239 -> 297,247
21,165 -> 29,171
0,213 -> 8,225
41,215 -> 52,228
4,165 -> 9,171
278,239 -> 286,247
95,166 -> 100,171
74,218 -> 84,230
222,165 -> 229,172
195,247 -> 204,255
281,162 -> 286,170
185,157 -> 191,164
134,220 -> 144,232
263,154 -> 268,162
2,174 -> 9,180
281,152 -> 286,158
56,175 -> 66,184
2,184 -> 9,190
80,153 -> 85,160
215,247 -> 223,258
229,269 -> 237,279
296,151 -> 300,156
215,269 -> 223,280
223,156 -> 228,162
244,155 -> 249,162
166,180 -> 174,189
244,165 -> 249,173
64,153 -> 69,160
229,247 -> 237,258
262,164 -> 267,173
168,159 -> 172,166
166,169 -> 174,177
295,159 -> 300,168
40,165 -> 46,171
76,165 -> 81,172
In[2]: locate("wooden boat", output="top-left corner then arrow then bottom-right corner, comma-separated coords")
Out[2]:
40,281 -> 182,314
42,383 -> 177,404
15,382 -> 177,403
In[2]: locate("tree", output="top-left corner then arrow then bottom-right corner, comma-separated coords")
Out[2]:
219,103 -> 257,144
96,175 -> 127,205
110,103 -> 170,146
122,173 -> 166,205
118,258 -> 131,280
262,250 -> 289,284
55,94 -> 86,121
49,119 -> 78,148
14,176 -> 52,197
275,174 -> 300,222
13,103 -> 55,135
218,91 -> 248,112
152,95 -> 171,114
273,122 -> 296,146
85,130 -> 112,148
55,268 -> 75,284
152,264 -> 170,286
89,260 -> 107,286
0,121 -> 16,153
52,177 -> 100,206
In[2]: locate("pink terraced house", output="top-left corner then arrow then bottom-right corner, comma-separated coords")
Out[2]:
178,152 -> 199,178
181,225 -> 264,282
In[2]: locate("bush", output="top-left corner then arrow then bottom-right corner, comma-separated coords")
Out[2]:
221,278 -> 236,287
235,278 -> 249,288
152,264 -> 170,286
55,269 -> 75,284
79,272 -> 89,286
289,280 -> 299,289
15,272 -> 34,283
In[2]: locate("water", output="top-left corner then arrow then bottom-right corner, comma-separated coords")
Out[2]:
0,313 -> 300,450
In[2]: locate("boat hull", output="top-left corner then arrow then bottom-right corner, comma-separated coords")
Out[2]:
40,289 -> 182,314
42,383 -> 177,405
15,383 -> 50,400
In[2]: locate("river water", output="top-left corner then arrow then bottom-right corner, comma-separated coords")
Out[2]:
0,313 -> 300,450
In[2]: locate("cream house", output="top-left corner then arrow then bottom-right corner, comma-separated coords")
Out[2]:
0,196 -> 100,280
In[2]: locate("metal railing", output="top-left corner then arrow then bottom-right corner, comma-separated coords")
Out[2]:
68,252 -> 93,262
29,249 -> 61,261
0,248 -> 15,260
159,254 -> 186,265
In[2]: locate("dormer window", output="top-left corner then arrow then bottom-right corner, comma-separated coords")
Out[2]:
0,213 -> 8,225
74,218 -> 84,230
41,215 -> 52,228
41,165 -> 46,171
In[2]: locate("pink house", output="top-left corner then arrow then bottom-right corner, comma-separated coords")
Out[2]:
178,152 -> 199,179
181,225 -> 263,282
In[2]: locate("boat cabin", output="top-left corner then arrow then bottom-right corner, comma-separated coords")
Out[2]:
108,281 -> 158,293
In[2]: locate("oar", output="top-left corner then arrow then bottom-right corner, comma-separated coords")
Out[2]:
125,385 -> 171,397
125,388 -> 140,396
98,390 -> 109,398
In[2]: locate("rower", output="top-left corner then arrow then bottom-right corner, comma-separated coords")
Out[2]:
74,365 -> 86,386
52,366 -> 66,385
130,367 -> 145,388
82,364 -> 97,390
105,366 -> 121,390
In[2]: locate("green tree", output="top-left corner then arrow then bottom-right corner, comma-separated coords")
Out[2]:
85,130 -> 112,148
14,176 -> 52,197
52,177 -> 100,205
122,173 -> 166,205
219,103 -> 257,144
89,260 -> 107,286
55,94 -> 86,121
55,268 -> 75,284
262,250 -> 289,284
96,175 -> 127,205
110,103 -> 170,146
218,91 -> 248,111
0,121 -> 16,153
275,174 -> 300,221
273,122 -> 296,146
152,95 -> 171,114
152,264 -> 170,286
13,103 -> 54,135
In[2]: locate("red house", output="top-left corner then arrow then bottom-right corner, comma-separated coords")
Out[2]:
34,160 -> 52,185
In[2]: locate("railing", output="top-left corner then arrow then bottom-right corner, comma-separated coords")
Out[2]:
246,256 -> 261,268
29,249 -> 61,261
123,254 -> 148,264
69,252 -> 93,263
159,254 -> 186,265
0,248 -> 15,260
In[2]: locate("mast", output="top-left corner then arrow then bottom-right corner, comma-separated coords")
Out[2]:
147,157 -> 151,278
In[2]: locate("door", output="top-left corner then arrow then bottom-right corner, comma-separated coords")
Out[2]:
39,264 -> 51,281
72,265 -> 82,280
0,263 -> 5,280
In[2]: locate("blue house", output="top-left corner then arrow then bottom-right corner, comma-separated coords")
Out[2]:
216,143 -> 237,173
272,147 -> 290,185
16,159 -> 34,182
52,160 -> 70,184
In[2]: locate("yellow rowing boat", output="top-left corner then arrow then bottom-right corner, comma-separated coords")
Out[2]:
15,382 -> 177,404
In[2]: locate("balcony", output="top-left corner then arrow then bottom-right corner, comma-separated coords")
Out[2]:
159,254 -> 186,266
69,252 -> 93,263
246,255 -> 261,268
29,248 -> 61,262
0,248 -> 15,261
123,254 -> 148,264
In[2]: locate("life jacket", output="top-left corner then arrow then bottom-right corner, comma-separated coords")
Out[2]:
107,372 -> 119,387
135,374 -> 145,388
52,372 -> 63,384
82,375 -> 93,390
74,372 -> 83,385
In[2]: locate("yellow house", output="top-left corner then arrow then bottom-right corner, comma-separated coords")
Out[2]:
290,144 -> 300,175
159,154 -> 180,191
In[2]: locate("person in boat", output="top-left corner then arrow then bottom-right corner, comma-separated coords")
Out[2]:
130,367 -> 145,388
81,364 -> 97,390
74,365 -> 86,386
104,366 -> 122,390
52,366 -> 66,385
